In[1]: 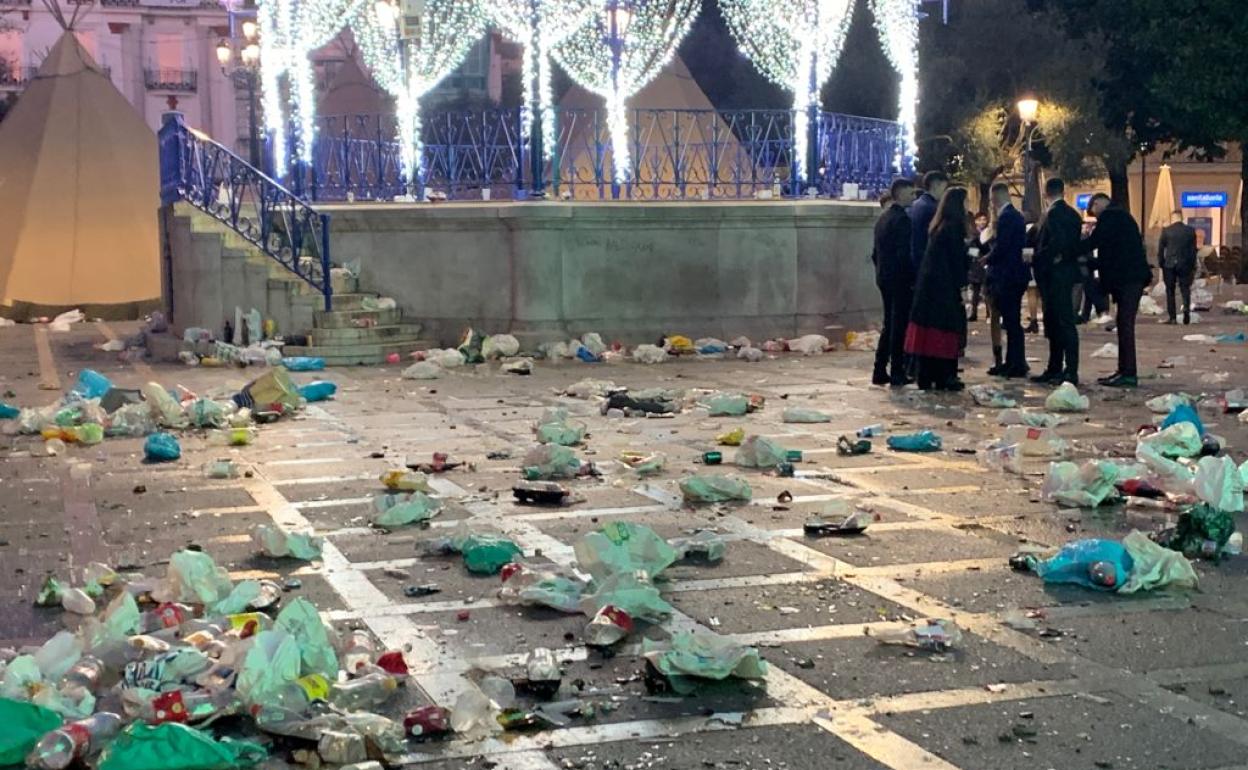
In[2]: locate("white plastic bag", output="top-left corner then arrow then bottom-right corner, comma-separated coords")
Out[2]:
482,334 -> 520,360
633,344 -> 669,364
581,332 -> 607,356
1138,422 -> 1202,459
1193,455 -> 1245,513
788,334 -> 829,355
1044,382 -> 1089,412
1090,342 -> 1118,359
1041,460 -> 1120,507
402,361 -> 442,380
49,309 -> 85,332
1138,296 -> 1164,316
1002,425 -> 1071,457
1145,393 -> 1192,414
737,347 -> 764,362
429,348 -> 466,368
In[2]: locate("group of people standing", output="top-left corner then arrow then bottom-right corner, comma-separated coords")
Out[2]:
871,171 -> 1154,392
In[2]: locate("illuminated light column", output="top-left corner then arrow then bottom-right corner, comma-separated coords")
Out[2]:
490,0 -> 599,196
555,0 -> 700,197
354,0 -> 487,192
719,0 -> 854,192
870,0 -> 919,174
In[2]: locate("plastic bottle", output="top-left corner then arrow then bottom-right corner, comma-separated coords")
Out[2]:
208,427 -> 254,447
341,630 -> 378,673
61,656 -> 104,693
138,688 -> 236,724
203,459 -> 240,479
138,602 -> 195,633
857,423 -> 885,438
61,588 -> 95,615
328,672 -> 399,711
524,648 -> 562,699
872,619 -> 962,652
27,713 -> 124,770
979,442 -> 1023,474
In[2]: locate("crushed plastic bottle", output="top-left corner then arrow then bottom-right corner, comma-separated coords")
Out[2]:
341,630 -> 378,674
27,712 -> 124,770
61,588 -> 96,615
870,619 -> 962,653
328,672 -> 400,711
202,459 -> 240,479
857,423 -> 885,438
584,604 -> 635,647
521,648 -> 562,700
136,689 -> 236,725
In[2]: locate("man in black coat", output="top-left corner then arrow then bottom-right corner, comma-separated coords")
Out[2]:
1157,211 -> 1198,324
1031,178 -> 1085,385
1079,193 -> 1152,387
984,182 -> 1030,377
872,178 -> 917,387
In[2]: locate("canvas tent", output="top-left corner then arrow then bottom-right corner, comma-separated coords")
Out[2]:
0,29 -> 161,319
556,55 -> 749,200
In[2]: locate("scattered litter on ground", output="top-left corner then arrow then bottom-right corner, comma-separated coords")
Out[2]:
1045,382 -> 1089,413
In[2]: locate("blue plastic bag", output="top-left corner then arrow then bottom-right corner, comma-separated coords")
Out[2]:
144,432 -> 181,463
1034,538 -> 1134,591
282,357 -> 325,372
72,369 -> 113,400
1215,332 -> 1247,344
886,431 -> 942,452
297,381 -> 337,402
576,347 -> 602,363
0,402 -> 18,419
1161,403 -> 1204,436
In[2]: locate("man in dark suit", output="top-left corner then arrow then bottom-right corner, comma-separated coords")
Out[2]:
1157,211 -> 1198,324
1031,178 -> 1085,385
1079,193 -> 1152,387
984,182 -> 1029,377
908,170 -> 949,272
872,178 -> 917,387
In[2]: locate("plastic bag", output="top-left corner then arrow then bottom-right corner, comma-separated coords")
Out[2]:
679,474 -> 752,504
695,337 -> 728,355
782,407 -> 831,423
1120,530 -> 1198,593
643,633 -> 767,694
373,492 -> 443,527
735,435 -> 789,467
72,369 -> 113,400
574,522 -> 677,581
979,442 -> 1023,474
1041,461 -> 1121,508
457,328 -> 486,364
717,427 -> 745,446
564,378 -> 617,399
581,572 -> 673,623
1045,382 -> 1089,412
429,348 -> 467,369
1193,456 -> 1244,513
886,431 -> 942,452
402,361 -> 442,380
186,399 -> 227,429
969,384 -> 1017,409
96,721 -> 266,770
845,330 -> 879,352
498,564 -> 586,613
1090,342 -> 1119,358
235,368 -> 302,413
788,334 -> 829,355
282,357 -> 325,372
141,383 -> 189,428
1139,422 -> 1202,459
235,630 -> 301,706
1146,393 -> 1192,414
361,296 -> 397,312
704,393 -> 749,417
737,346 -> 764,362
1157,504 -> 1237,559
461,535 -> 523,575
144,433 -> 181,462
581,333 -> 607,356
482,334 -> 521,360
276,597 -> 339,678
297,381 -> 337,403
1161,403 -> 1204,436
158,550 -> 234,606
620,450 -> 666,476
1002,425 -> 1070,458
535,412 -> 586,446
522,445 -> 582,479
632,344 -> 669,364
49,309 -> 84,331
1034,538 -> 1133,591
0,698 -> 62,766
252,524 -> 323,560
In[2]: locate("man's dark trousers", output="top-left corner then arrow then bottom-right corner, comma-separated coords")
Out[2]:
1163,266 -> 1193,321
1043,266 -> 1080,379
873,282 -> 913,385
1111,284 -> 1144,377
993,283 -> 1027,371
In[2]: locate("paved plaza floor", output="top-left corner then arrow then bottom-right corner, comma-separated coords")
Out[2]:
5,295 -> 1248,770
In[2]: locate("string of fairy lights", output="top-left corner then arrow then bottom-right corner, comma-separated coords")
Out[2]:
253,0 -> 920,190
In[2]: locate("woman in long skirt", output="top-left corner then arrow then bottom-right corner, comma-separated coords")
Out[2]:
905,186 -> 972,391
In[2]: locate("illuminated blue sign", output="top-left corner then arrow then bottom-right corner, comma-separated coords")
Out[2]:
1075,193 -> 1092,209
1181,191 -> 1228,208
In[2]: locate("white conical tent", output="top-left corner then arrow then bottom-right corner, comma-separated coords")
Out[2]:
0,31 -> 160,318
1148,163 -> 1176,230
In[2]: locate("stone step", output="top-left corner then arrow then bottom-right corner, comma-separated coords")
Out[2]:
281,339 -> 434,366
309,323 -> 424,346
320,293 -> 381,311
314,307 -> 402,329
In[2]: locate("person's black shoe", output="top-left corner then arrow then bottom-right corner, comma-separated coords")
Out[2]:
889,377 -> 912,389
937,379 -> 966,392
1096,372 -> 1121,385
1183,314 -> 1191,325
986,363 -> 1006,376
1030,371 -> 1061,384
1102,374 -> 1138,388
872,373 -> 890,386
1164,318 -> 1177,325
968,312 -> 978,322
1002,366 -> 1030,379
1062,374 -> 1080,387
1025,320 -> 1040,334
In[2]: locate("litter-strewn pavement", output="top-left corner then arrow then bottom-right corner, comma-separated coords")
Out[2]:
6,310 -> 1248,770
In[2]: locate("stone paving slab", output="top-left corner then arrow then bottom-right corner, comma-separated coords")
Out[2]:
670,581 -> 909,634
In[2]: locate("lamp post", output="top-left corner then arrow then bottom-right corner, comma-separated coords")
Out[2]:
603,0 -> 632,199
1017,97 -> 1040,224
216,20 -> 262,169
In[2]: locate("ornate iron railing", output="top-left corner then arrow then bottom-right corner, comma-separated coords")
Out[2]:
305,107 -> 901,202
159,112 -> 333,311
145,68 -> 198,92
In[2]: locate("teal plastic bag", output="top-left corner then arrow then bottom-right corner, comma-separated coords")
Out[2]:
679,474 -> 752,504
373,492 -> 443,527
297,381 -> 337,402
235,630 -> 301,706
705,393 -> 749,417
887,431 -> 942,452
96,723 -> 265,770
0,402 -> 18,420
460,535 -> 522,574
72,369 -> 113,400
734,436 -> 788,468
643,633 -> 768,695
281,357 -> 324,372
1034,538 -> 1133,591
144,432 -> 181,462
574,522 -> 677,581
0,697 -> 62,766
1162,403 -> 1205,436
275,598 -> 339,678
582,572 -> 673,623
166,550 -> 234,606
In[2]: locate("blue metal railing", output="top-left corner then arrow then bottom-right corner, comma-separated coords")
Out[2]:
305,107 -> 901,203
159,112 -> 333,311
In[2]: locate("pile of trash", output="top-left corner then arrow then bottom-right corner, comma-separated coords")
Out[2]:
0,367 -> 329,461
1,548 -> 426,770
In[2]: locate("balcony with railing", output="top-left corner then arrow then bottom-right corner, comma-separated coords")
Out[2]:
0,62 -> 36,87
144,68 -> 197,92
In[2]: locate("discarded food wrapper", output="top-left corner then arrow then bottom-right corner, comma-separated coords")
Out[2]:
869,618 -> 962,652
679,474 -> 752,504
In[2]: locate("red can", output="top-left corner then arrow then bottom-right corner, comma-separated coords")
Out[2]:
404,705 -> 452,738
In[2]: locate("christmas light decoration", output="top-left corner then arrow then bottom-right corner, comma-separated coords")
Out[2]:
351,0 -> 488,183
489,0 -> 599,161
719,0 -> 854,186
869,0 -> 919,173
256,0 -> 288,175
555,0 -> 699,185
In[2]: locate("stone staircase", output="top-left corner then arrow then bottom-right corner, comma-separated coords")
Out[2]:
173,204 -> 432,366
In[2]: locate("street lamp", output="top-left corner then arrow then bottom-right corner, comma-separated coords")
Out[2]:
1017,96 -> 1041,223
217,20 -> 263,169
603,0 -> 633,198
